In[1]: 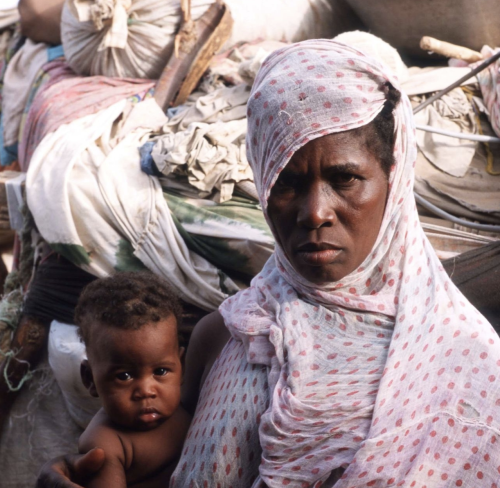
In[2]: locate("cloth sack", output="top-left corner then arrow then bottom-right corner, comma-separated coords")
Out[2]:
47,320 -> 101,429
223,0 -> 341,50
333,31 -> 409,83
61,0 -> 215,79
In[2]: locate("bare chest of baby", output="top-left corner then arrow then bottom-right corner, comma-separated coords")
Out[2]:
79,408 -> 191,488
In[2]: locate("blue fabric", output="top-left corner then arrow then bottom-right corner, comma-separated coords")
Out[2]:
0,114 -> 17,166
139,141 -> 161,176
47,45 -> 64,62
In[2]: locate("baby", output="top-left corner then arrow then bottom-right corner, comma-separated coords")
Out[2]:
75,271 -> 191,488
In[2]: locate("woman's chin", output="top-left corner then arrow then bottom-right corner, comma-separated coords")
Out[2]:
293,262 -> 350,286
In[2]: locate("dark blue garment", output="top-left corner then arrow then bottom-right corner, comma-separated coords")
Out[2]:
139,140 -> 161,176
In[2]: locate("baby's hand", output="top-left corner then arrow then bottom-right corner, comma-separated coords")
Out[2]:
36,448 -> 105,488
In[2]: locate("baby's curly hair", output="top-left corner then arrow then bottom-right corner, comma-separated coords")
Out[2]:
75,271 -> 182,348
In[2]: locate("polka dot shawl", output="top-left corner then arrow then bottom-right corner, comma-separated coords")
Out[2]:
219,40 -> 500,487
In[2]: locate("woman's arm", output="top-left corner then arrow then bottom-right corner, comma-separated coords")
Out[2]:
84,458 -> 126,488
18,0 -> 63,45
181,311 -> 230,415
36,449 -> 105,488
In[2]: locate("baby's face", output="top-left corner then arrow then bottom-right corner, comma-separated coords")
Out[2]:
87,316 -> 183,431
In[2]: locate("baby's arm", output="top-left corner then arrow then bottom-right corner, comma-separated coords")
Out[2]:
78,425 -> 128,488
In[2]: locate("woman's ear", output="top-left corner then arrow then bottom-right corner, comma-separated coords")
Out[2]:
81,359 -> 99,398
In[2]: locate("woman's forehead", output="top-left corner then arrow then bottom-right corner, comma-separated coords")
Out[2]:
281,130 -> 381,176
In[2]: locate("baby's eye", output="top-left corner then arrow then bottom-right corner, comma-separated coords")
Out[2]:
116,372 -> 132,381
154,368 -> 169,376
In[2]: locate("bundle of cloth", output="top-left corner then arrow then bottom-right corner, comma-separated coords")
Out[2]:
150,84 -> 253,203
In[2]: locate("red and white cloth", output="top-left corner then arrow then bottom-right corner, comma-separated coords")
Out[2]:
220,40 -> 500,487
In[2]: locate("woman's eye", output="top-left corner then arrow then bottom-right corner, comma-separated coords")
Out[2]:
154,368 -> 169,376
333,173 -> 357,185
273,173 -> 299,192
116,372 -> 132,381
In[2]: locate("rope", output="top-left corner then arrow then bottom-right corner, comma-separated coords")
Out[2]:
0,287 -> 23,329
2,350 -> 33,392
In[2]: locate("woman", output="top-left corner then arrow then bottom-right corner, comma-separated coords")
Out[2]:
38,40 -> 500,487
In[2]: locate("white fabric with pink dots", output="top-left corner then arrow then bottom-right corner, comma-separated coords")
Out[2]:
220,40 -> 500,487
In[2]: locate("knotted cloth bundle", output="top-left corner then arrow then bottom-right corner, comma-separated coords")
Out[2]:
61,0 -> 214,79
220,40 -> 500,487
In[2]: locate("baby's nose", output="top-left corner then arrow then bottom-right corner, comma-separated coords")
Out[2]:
132,378 -> 157,399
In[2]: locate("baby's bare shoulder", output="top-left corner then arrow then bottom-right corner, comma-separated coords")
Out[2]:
78,410 -> 128,467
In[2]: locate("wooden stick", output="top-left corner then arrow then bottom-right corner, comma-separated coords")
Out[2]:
181,0 -> 192,24
154,1 -> 233,111
173,1 -> 232,106
420,36 -> 483,63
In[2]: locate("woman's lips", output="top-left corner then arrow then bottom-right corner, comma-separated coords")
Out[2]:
295,243 -> 342,266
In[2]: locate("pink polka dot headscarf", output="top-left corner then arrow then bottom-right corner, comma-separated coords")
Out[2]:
220,40 -> 500,487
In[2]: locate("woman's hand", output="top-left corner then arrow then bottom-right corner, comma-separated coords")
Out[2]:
36,448 -> 105,488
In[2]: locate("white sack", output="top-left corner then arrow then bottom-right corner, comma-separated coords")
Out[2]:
61,0 -> 215,79
333,31 -> 409,83
225,0 -> 335,49
48,320 -> 101,430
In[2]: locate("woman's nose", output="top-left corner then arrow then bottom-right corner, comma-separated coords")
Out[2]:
132,378 -> 157,400
297,183 -> 337,229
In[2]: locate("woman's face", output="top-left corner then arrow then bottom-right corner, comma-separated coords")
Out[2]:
268,130 -> 389,285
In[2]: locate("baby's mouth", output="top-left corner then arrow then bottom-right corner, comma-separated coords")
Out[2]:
138,407 -> 161,423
